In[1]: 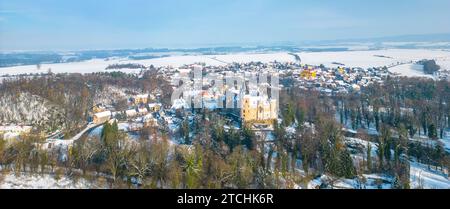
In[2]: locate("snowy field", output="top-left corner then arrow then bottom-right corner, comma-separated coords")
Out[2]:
436,57 -> 450,71
388,64 -> 435,78
0,58 -> 143,76
2,49 -> 450,76
296,49 -> 450,69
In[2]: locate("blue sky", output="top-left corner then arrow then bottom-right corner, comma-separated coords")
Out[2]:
1,0 -> 450,51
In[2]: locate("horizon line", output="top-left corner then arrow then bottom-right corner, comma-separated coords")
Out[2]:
2,32 -> 450,53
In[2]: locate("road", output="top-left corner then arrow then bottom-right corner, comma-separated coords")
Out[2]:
69,123 -> 101,141
45,123 -> 103,145
208,56 -> 230,64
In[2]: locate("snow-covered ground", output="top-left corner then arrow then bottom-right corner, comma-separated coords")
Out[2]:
437,59 -> 450,71
388,64 -> 435,79
345,136 -> 450,189
206,52 -> 294,64
0,173 -> 95,189
345,137 -> 378,157
0,93 -> 65,129
440,131 -> 450,153
410,162 -> 450,189
307,174 -> 393,189
296,49 -> 450,69
2,49 -> 450,76
408,131 -> 450,153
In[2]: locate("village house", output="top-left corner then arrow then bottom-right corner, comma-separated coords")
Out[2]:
93,111 -> 111,124
134,94 -> 149,105
92,104 -> 107,113
126,109 -> 138,118
143,114 -> 158,127
148,103 -> 162,112
138,107 -> 149,115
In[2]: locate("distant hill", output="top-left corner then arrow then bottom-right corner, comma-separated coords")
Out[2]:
2,33 -> 450,68
321,33 -> 450,43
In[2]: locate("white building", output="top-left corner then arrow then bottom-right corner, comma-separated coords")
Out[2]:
93,111 -> 111,124
126,109 -> 138,118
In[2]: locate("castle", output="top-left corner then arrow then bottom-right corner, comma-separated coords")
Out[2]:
241,95 -> 278,125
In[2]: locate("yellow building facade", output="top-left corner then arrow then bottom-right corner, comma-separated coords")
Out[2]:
241,95 -> 277,124
134,94 -> 149,105
300,68 -> 317,80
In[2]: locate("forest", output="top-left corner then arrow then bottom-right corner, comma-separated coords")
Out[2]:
0,73 -> 449,188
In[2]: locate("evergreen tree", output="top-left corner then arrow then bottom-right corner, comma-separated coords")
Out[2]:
295,107 -> 305,127
434,144 -> 445,169
283,102 -> 295,126
0,138 -> 5,165
225,128 -> 241,152
394,143 -> 400,165
302,152 -> 309,174
377,139 -> 384,170
366,143 -> 372,172
374,110 -> 380,131
392,175 -> 401,189
101,122 -> 111,143
212,122 -> 225,142
339,149 -> 357,178
380,125 -> 392,166
428,123 -> 438,139
242,126 -> 255,150
181,119 -> 190,144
